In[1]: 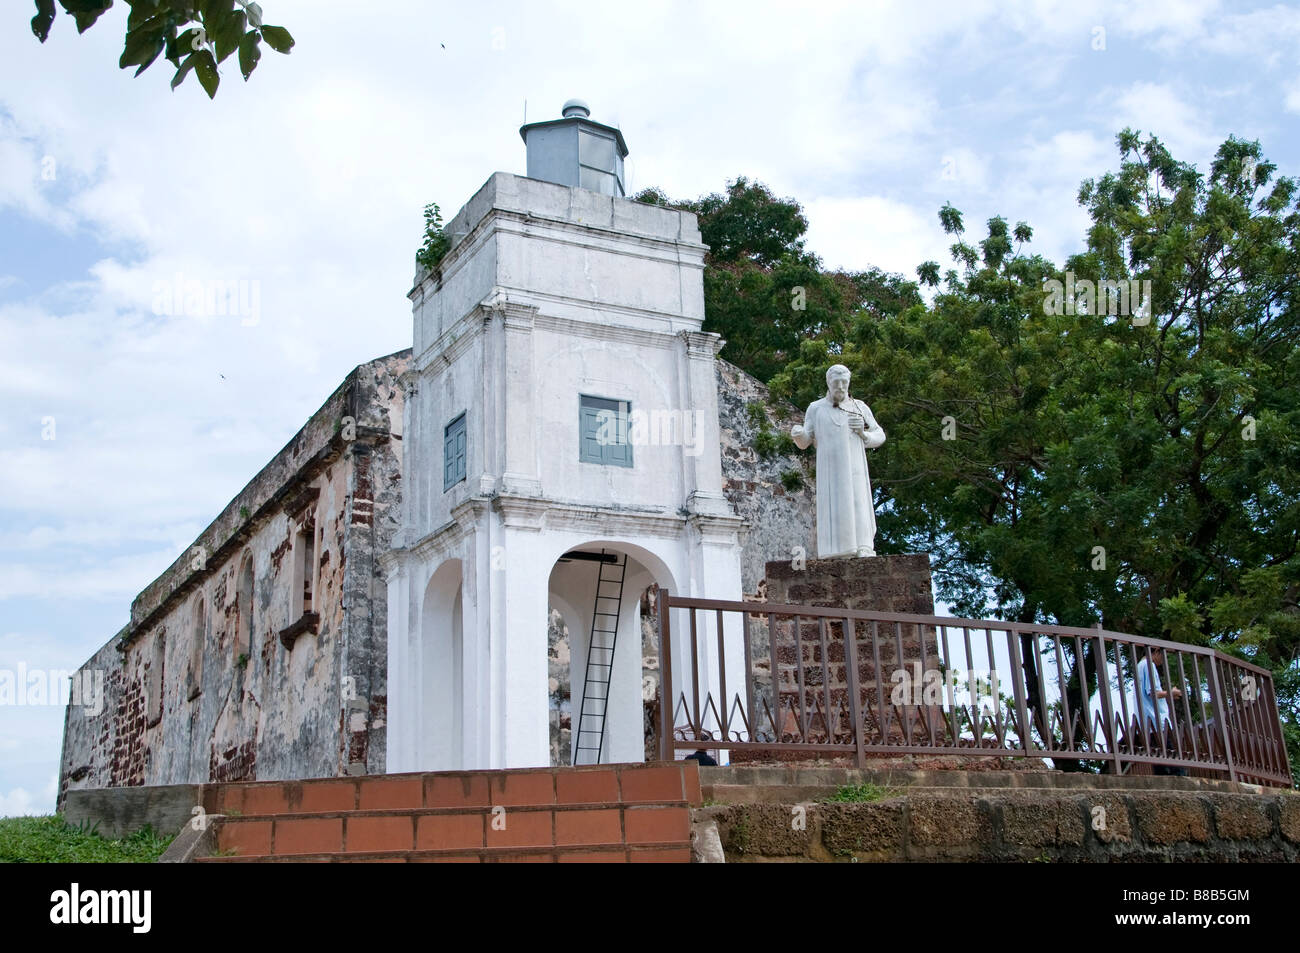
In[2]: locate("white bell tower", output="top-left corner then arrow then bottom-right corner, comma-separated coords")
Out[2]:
384,101 -> 746,772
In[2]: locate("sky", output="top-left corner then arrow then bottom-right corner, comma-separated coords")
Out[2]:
2,0 -> 1298,816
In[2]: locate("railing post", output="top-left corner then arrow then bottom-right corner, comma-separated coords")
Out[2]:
1093,630 -> 1122,775
716,609 -> 729,743
843,615 -> 866,769
1206,652 -> 1237,783
1007,628 -> 1032,758
657,589 -> 673,763
742,610 -> 757,746
1266,673 -> 1292,782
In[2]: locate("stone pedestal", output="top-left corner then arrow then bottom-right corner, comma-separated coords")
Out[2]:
764,553 -> 935,615
752,553 -> 940,754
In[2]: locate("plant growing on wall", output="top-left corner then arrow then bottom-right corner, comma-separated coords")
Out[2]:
415,202 -> 451,273
747,400 -> 802,459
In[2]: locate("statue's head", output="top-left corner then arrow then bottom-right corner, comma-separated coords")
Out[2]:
826,364 -> 851,405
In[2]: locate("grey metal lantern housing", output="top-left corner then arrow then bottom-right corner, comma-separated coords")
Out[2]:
520,99 -> 628,197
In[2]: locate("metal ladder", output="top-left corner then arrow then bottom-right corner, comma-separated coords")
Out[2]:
573,549 -> 628,765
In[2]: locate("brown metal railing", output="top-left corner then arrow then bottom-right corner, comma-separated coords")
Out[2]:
655,593 -> 1292,787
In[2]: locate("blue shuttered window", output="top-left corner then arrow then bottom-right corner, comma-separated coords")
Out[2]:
579,395 -> 632,468
443,412 -> 467,490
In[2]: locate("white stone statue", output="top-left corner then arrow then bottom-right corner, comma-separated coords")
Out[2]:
790,364 -> 886,558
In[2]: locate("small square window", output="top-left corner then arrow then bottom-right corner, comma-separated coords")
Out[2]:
444,412 -> 467,490
579,395 -> 632,468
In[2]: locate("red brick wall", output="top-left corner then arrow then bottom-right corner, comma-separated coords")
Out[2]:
203,762 -> 702,863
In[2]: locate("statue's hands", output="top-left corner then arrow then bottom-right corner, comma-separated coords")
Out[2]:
791,424 -> 806,440
848,413 -> 864,434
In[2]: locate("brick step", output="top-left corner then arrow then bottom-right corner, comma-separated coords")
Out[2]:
208,763 -> 700,817
196,842 -> 691,863
215,802 -> 691,856
217,802 -> 686,820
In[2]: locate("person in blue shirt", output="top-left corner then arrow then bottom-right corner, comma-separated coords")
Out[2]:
1136,645 -> 1186,776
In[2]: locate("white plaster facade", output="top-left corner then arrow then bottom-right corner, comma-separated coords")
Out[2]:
383,172 -> 748,772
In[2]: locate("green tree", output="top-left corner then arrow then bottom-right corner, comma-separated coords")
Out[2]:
30,0 -> 294,99
634,178 -> 922,382
770,132 -> 1300,780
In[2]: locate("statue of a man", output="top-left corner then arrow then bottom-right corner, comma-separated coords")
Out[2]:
791,364 -> 885,558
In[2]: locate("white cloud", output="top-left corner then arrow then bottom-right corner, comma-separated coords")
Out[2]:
0,777 -> 60,818
0,786 -> 37,818
1286,80 -> 1300,114
0,127 -> 74,230
0,551 -> 181,602
1197,5 -> 1300,60
1111,81 -> 1219,159
1105,0 -> 1220,51
805,195 -> 948,278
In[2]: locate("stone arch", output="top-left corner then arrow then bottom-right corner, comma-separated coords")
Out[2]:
146,628 -> 166,726
234,550 -> 254,660
187,595 -> 205,701
547,540 -> 678,765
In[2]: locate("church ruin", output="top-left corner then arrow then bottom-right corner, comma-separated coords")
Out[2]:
57,102 -> 814,805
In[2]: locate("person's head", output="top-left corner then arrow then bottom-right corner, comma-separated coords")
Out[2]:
1149,646 -> 1165,665
827,364 -> 851,405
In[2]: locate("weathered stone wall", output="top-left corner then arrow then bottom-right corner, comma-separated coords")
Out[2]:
704,790 -> 1300,862
337,356 -> 407,775
715,359 -> 815,595
59,351 -> 408,807
765,553 -> 935,614
548,608 -> 572,767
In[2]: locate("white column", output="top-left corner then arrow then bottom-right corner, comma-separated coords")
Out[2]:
677,331 -> 732,518
500,529 -> 550,767
499,302 -> 542,496
454,503 -> 492,770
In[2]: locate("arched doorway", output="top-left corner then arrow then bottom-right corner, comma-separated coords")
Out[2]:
420,558 -> 464,770
547,542 -> 676,766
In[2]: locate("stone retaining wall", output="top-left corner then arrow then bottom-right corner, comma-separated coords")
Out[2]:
701,790 -> 1300,862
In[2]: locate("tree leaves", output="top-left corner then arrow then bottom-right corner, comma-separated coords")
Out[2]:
238,29 -> 261,80
259,24 -> 293,53
170,49 -> 198,90
630,178 -> 903,382
30,0 -> 295,96
192,47 -> 219,98
212,10 -> 247,63
118,19 -> 165,76
31,0 -> 56,41
64,0 -> 114,34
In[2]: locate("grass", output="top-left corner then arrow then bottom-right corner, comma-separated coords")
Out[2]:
820,782 -> 894,804
0,815 -> 174,863
729,816 -> 751,854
